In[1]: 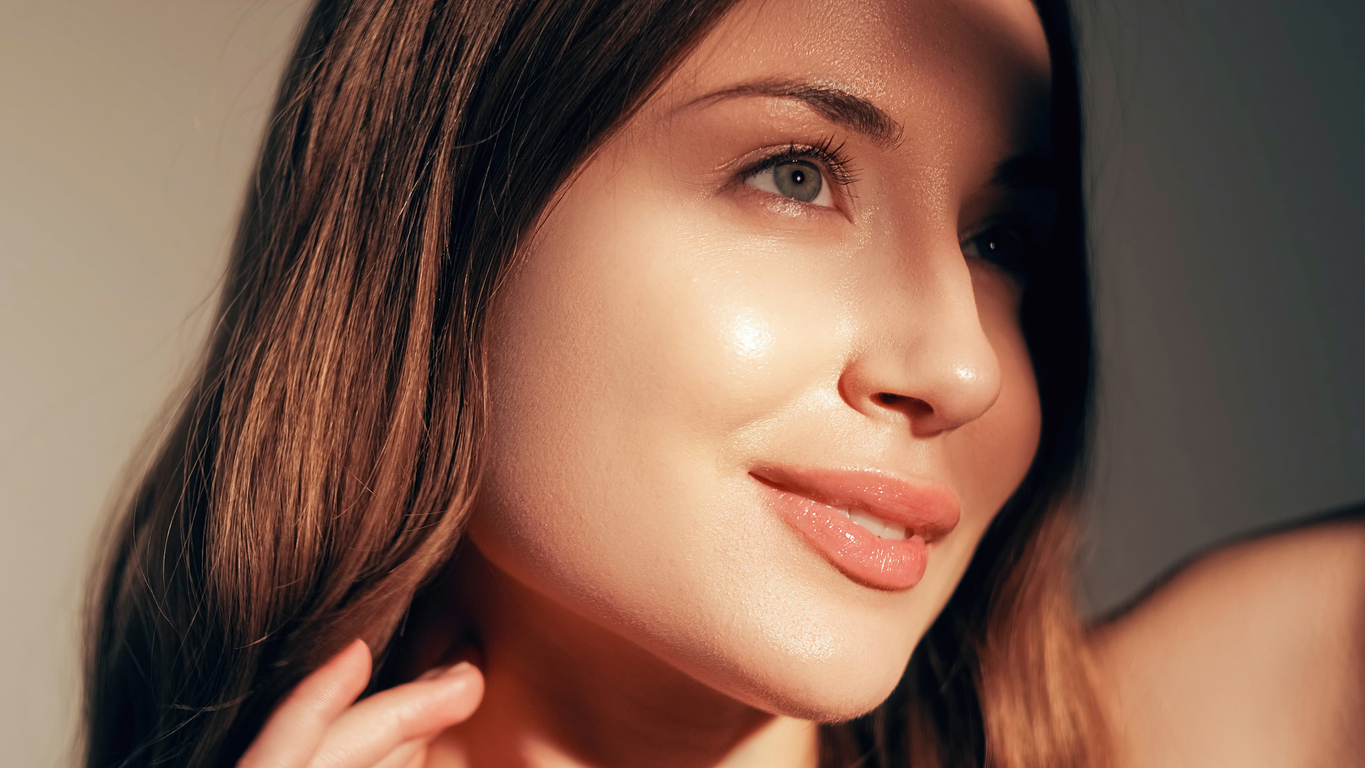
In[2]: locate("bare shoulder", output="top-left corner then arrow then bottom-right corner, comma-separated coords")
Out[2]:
1090,508 -> 1365,768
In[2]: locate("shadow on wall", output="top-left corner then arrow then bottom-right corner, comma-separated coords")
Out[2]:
1077,0 -> 1365,614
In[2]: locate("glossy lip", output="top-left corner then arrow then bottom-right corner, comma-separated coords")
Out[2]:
750,465 -> 961,591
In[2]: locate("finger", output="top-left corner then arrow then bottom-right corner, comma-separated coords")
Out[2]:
238,639 -> 373,768
307,662 -> 483,768
368,738 -> 428,768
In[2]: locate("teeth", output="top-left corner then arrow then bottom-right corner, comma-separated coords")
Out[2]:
845,508 -> 909,540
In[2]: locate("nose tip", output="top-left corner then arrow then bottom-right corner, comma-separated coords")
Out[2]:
839,294 -> 1003,437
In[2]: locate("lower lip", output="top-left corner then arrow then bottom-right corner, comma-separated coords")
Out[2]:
757,482 -> 931,591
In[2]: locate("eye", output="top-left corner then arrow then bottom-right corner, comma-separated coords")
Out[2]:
744,159 -> 834,207
963,224 -> 1034,281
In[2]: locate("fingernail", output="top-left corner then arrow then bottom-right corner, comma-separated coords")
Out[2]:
417,660 -> 475,682
439,661 -> 475,679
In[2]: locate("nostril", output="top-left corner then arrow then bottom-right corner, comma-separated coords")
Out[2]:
874,392 -> 934,419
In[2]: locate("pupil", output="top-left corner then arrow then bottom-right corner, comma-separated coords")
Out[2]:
772,160 -> 822,203
972,228 -> 1033,281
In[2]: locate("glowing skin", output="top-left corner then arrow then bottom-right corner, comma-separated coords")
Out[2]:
432,0 -> 1054,764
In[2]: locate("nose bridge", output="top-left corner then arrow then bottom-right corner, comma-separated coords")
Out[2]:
840,238 -> 1003,435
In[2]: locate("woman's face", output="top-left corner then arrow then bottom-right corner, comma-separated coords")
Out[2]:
470,0 -> 1053,720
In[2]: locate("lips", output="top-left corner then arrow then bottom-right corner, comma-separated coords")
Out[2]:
751,465 -> 961,591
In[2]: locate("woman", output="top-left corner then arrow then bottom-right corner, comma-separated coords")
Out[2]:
83,0 -> 1365,766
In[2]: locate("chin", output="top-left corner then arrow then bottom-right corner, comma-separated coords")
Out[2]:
650,586 -> 934,724
712,643 -> 914,723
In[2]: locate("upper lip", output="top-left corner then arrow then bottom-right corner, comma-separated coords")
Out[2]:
750,465 -> 961,540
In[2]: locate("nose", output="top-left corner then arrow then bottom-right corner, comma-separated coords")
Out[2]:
838,247 -> 1003,437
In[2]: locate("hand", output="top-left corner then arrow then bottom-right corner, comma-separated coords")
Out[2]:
238,639 -> 483,768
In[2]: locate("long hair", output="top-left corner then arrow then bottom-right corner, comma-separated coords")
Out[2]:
83,1 -> 1103,766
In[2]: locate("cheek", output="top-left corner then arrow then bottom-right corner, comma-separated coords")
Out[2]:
858,274 -> 1040,650
469,178 -> 844,627
948,273 -> 1042,542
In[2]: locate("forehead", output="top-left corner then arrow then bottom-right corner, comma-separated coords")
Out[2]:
661,0 -> 1053,156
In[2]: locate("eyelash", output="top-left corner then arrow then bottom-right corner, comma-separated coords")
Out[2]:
739,136 -> 860,192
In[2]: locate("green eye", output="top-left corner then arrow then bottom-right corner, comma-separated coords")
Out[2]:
771,160 -> 823,202
745,158 -> 833,207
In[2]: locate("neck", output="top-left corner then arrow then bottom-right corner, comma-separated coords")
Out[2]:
412,544 -> 821,768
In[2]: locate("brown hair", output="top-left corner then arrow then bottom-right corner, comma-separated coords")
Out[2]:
83,1 -> 1104,766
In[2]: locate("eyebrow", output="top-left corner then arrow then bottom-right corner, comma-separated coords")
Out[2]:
686,78 -> 904,149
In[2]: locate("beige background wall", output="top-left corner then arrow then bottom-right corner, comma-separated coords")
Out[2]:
2,2 -> 1361,766
0,3 -> 312,764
